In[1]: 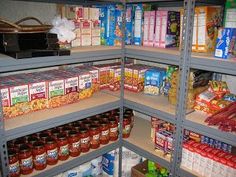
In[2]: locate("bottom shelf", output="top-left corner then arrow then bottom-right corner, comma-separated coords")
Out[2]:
180,166 -> 202,177
123,116 -> 171,170
23,141 -> 119,177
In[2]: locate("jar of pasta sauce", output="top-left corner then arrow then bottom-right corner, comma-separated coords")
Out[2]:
62,126 -> 72,137
19,144 -> 33,175
101,116 -> 109,123
14,138 -> 25,153
125,109 -> 134,128
89,125 -> 100,149
68,130 -> 81,157
82,120 -> 91,129
123,114 -> 131,138
8,149 -> 20,177
57,126 -> 64,133
45,137 -> 58,165
73,122 -> 80,132
27,136 -> 39,149
100,121 -> 110,145
80,127 -> 90,153
32,142 -> 47,170
109,119 -> 118,141
39,133 -> 49,144
57,134 -> 69,161
51,129 -> 60,140
92,118 -> 100,126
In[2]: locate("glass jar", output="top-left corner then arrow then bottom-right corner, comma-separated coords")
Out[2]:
45,137 -> 58,165
51,129 -> 60,140
80,127 -> 90,153
101,116 -> 109,123
56,126 -> 64,133
82,120 -> 91,129
92,118 -> 100,126
8,149 -> 20,177
125,109 -> 134,128
100,121 -> 110,145
39,132 -> 49,144
109,119 -> 118,141
27,136 -> 39,149
32,141 -> 47,170
14,138 -> 25,152
62,126 -> 72,137
77,120 -> 84,126
73,122 -> 80,132
123,114 -> 131,138
18,144 -> 33,175
57,134 -> 69,161
68,130 -> 81,157
89,125 -> 101,149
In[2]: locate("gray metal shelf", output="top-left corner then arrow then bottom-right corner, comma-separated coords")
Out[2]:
180,167 -> 199,177
0,46 -> 121,73
5,92 -> 120,141
25,141 -> 119,177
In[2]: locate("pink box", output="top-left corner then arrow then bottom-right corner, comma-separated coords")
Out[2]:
154,11 -> 161,47
143,11 -> 150,46
148,11 -> 155,46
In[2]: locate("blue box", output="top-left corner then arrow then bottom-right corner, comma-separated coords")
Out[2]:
114,5 -> 123,46
133,4 -> 143,46
98,6 -> 108,45
215,28 -> 236,59
106,5 -> 116,46
125,4 -> 133,45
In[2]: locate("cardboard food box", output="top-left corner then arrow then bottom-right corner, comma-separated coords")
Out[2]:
143,11 -> 155,47
124,65 -> 134,90
132,65 -> 150,92
96,5 -> 107,45
133,4 -> 143,46
94,64 -> 111,89
106,5 -> 116,46
114,5 -> 123,46
224,0 -> 236,27
89,7 -> 99,20
81,20 -> 92,46
109,66 -> 121,91
125,4 -> 133,45
71,21 -> 81,47
131,160 -> 148,177
91,20 -> 101,46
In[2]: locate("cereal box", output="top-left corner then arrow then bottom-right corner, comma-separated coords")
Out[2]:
78,71 -> 92,100
89,7 -> 99,20
133,4 -> 143,45
114,5 -> 123,46
148,11 -> 155,46
109,66 -> 121,91
96,5 -> 107,45
81,20 -> 92,46
154,11 -> 161,47
143,11 -> 150,46
106,5 -> 116,46
125,4 -> 133,45
71,21 -> 81,47
132,65 -> 150,92
91,20 -> 101,46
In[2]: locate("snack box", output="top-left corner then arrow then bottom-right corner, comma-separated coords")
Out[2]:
125,4 -> 133,45
71,21 -> 81,47
109,66 -> 121,91
214,28 -> 236,59
132,64 -> 150,92
114,5 -> 123,46
81,20 -> 92,46
91,20 -> 101,46
144,68 -> 166,95
133,4 -> 143,46
106,5 -> 116,46
155,10 -> 180,48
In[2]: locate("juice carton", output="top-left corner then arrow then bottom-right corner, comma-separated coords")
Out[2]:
125,4 -> 133,45
133,4 -> 143,45
89,7 -> 99,20
71,21 -> 81,47
114,5 -> 123,46
81,20 -> 92,46
109,66 -> 121,91
155,11 -> 180,48
214,28 -> 236,59
91,20 -> 101,46
106,5 -> 116,46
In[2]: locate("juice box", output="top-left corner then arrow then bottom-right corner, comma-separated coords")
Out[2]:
106,5 -> 116,46
109,66 -> 121,91
133,4 -> 143,45
81,20 -> 92,46
125,4 -> 133,45
91,20 -> 101,46
143,11 -> 150,46
71,21 -> 81,47
114,5 -> 123,46
214,28 -> 236,59
89,7 -> 99,20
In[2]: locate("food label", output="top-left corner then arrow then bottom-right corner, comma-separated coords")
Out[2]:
65,77 -> 78,94
92,134 -> 100,140
9,161 -> 20,175
81,137 -> 90,144
10,85 -> 29,106
72,141 -> 80,148
101,130 -> 109,136
49,80 -> 64,98
20,157 -> 33,170
110,127 -> 118,133
0,88 -> 10,107
29,82 -> 47,100
47,148 -> 58,160
59,144 -> 69,156
34,152 -> 46,165
79,74 -> 92,89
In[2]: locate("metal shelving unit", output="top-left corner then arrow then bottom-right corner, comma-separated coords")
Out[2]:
0,0 -> 235,177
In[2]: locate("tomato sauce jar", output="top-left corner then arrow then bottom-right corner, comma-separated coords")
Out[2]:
123,114 -> 131,138
14,138 -> 25,153
92,118 -> 100,126
57,134 -> 69,161
68,130 -> 81,157
27,136 -> 39,149
101,116 -> 109,123
62,126 -> 72,137
18,144 -> 33,175
39,132 -> 49,144
45,137 -> 58,165
80,127 -> 90,153
8,149 -> 20,177
89,125 -> 100,149
56,126 -> 64,133
73,122 -> 80,132
82,120 -> 91,129
32,142 -> 47,170
109,119 -> 118,141
51,129 -> 60,140
100,121 -> 110,145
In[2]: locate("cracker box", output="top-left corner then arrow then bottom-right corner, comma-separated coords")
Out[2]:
91,20 -> 101,46
214,28 -> 236,59
89,7 -> 99,20
71,21 -> 81,47
133,4 -> 143,46
132,65 -> 150,92
114,5 -> 123,46
81,20 -> 92,46
155,11 -> 180,48
125,4 -> 133,45
109,66 -> 121,91
106,5 -> 116,46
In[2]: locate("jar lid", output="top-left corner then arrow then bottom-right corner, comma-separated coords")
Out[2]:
19,144 -> 30,153
57,134 -> 66,140
8,148 -> 17,157
80,127 -> 88,133
40,132 -> 49,138
109,119 -> 117,124
28,136 -> 39,144
14,138 -> 25,146
100,121 -> 108,126
92,118 -> 100,125
46,137 -> 55,144
69,130 -> 78,137
77,120 -> 84,125
51,129 -> 60,135
33,141 -> 44,148
95,114 -> 102,119
90,125 -> 99,130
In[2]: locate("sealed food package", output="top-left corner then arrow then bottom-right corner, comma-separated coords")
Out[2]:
208,80 -> 230,98
125,4 -> 133,45
106,5 -> 116,46
71,21 -> 81,47
132,64 -> 150,92
78,71 -> 92,100
81,20 -> 92,46
109,67 -> 121,91
94,64 -> 111,89
124,65 -> 134,90
133,4 -> 143,45
114,5 -> 123,46
91,20 -> 101,46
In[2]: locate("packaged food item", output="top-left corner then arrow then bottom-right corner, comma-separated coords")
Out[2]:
132,64 -> 150,92
8,149 -> 20,177
106,5 -> 116,46
57,134 -> 69,161
91,20 -> 101,46
94,64 -> 111,89
223,93 -> 236,102
124,65 -> 134,90
125,4 -> 133,45
143,11 -> 150,46
19,144 -> 33,175
114,5 -> 123,46
83,7 -> 89,20
208,80 -> 230,98
96,5 -> 107,45
81,20 -> 92,46
133,4 -> 143,45
224,0 -> 236,28
89,7 -> 99,20
71,21 -> 81,47
75,6 -> 83,20
68,130 -> 81,157
78,71 -> 92,100
32,142 -> 47,171
154,11 -> 180,48
89,124 -> 101,149
109,66 -> 121,91
214,28 -> 236,59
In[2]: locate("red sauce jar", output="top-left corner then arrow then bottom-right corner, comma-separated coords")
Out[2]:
73,122 -> 80,132
8,149 -> 20,177
57,134 -> 69,161
62,126 -> 72,137
45,137 -> 58,165
82,120 -> 91,129
95,114 -> 102,119
39,132 -> 49,144
14,138 -> 25,153
89,125 -> 100,149
123,114 -> 131,138
92,118 -> 100,126
57,126 -> 64,133
68,130 -> 81,157
100,121 -> 110,145
7,141 -> 15,150
77,120 -> 84,126
101,116 -> 109,123
80,127 -> 90,153
32,141 -> 47,170
125,109 -> 134,128
51,129 -> 60,140
18,144 -> 33,175
109,119 -> 118,141
27,136 -> 39,149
